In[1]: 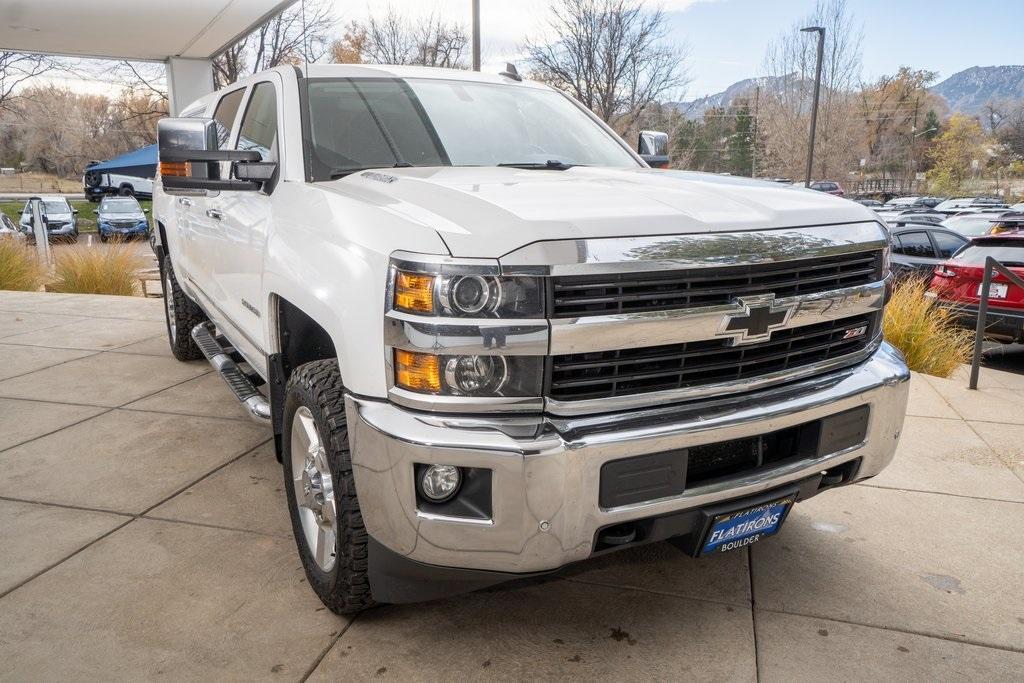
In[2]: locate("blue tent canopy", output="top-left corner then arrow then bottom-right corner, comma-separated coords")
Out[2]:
86,144 -> 157,178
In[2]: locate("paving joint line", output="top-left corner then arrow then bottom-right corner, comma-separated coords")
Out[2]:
137,437 -> 274,517
0,349 -> 105,382
0,494 -> 134,518
748,548 -> 761,683
300,615 -> 358,682
753,605 -> 1024,655
0,517 -> 135,601
856,482 -> 1024,505
0,368 -> 216,454
561,576 -> 751,610
141,514 -> 291,539
0,438 -> 275,602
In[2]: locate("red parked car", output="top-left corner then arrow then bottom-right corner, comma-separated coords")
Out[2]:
928,235 -> 1024,343
809,180 -> 845,196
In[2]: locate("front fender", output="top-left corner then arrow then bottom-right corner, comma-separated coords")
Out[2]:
261,182 -> 449,397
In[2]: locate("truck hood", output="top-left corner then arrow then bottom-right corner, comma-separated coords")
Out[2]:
323,166 -> 877,258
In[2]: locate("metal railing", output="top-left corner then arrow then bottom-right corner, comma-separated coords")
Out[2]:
968,256 -> 1024,389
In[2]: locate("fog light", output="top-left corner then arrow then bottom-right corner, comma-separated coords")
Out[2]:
419,464 -> 462,502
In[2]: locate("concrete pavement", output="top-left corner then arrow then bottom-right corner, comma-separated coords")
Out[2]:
0,290 -> 1022,681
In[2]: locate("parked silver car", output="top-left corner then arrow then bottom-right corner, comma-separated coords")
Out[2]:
19,196 -> 79,243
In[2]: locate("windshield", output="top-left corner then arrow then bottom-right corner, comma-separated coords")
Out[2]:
942,215 -> 1000,236
24,200 -> 70,214
100,199 -> 141,214
954,243 -> 1024,267
304,78 -> 639,180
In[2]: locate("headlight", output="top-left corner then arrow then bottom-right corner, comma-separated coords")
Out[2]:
394,350 -> 543,398
391,261 -> 544,318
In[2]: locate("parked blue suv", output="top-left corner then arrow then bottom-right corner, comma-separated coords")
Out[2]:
95,196 -> 149,241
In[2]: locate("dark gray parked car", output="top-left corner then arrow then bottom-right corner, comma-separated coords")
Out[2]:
890,223 -> 968,277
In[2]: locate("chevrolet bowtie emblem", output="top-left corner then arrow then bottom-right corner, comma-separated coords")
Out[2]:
717,295 -> 797,345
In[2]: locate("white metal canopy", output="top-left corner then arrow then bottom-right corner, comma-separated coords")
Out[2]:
0,0 -> 297,113
0,0 -> 297,62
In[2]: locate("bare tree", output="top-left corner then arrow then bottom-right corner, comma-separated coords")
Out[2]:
252,0 -> 334,70
759,0 -> 863,179
214,40 -> 249,89
524,0 -> 688,131
356,8 -> 469,68
0,52 -> 56,114
211,0 -> 334,88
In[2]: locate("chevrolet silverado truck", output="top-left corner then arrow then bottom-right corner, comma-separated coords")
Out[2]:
152,64 -> 909,614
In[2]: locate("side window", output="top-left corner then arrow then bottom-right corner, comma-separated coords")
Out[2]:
235,82 -> 279,161
893,232 -> 935,258
212,88 -> 245,148
932,231 -> 967,258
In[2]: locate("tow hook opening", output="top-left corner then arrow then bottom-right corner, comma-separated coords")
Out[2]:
817,458 -> 861,490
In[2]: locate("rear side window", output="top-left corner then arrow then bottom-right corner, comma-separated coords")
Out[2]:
236,82 -> 279,161
932,231 -> 966,258
893,231 -> 934,258
212,88 -> 245,148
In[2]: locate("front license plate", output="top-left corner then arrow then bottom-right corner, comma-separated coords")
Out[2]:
978,283 -> 1008,299
701,498 -> 793,555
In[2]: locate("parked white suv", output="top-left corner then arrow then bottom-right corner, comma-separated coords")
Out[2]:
153,64 -> 909,614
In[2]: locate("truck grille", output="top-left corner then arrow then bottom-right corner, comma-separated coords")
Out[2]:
550,250 -> 883,318
547,313 -> 878,401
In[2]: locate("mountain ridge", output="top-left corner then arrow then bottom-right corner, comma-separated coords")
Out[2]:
672,65 -> 1024,119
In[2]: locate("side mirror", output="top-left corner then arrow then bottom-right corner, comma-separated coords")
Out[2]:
158,117 -> 262,193
93,209 -> 99,215
72,208 -> 79,214
638,130 -> 670,169
143,208 -> 149,213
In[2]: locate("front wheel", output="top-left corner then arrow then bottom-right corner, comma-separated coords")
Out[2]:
161,255 -> 206,360
283,360 -> 374,615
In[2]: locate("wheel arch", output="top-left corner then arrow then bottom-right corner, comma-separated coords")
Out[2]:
268,295 -> 339,460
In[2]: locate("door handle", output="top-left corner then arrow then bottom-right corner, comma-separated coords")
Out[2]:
206,209 -> 223,221
177,197 -> 193,207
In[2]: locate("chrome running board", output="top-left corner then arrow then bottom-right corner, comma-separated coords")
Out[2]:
191,322 -> 271,424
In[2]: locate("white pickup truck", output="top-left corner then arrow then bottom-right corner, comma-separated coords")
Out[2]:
153,64 -> 909,614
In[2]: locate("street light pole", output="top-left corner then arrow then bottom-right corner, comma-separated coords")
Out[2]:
801,26 -> 825,188
471,0 -> 481,71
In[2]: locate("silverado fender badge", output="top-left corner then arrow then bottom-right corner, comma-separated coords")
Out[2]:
717,294 -> 797,345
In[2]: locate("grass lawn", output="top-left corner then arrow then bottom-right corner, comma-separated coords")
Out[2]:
1,198 -> 153,234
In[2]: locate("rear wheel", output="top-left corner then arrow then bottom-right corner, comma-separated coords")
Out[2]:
162,255 -> 206,361
283,360 -> 374,615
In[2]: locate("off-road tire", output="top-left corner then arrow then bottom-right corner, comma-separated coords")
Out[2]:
162,254 -> 206,361
283,360 -> 375,614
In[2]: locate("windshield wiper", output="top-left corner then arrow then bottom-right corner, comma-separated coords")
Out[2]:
498,160 -> 577,171
329,162 -> 414,180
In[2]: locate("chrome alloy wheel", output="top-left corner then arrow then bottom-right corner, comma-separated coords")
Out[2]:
290,406 -> 338,572
164,269 -> 176,344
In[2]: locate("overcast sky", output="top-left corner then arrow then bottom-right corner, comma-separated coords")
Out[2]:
334,0 -> 1024,99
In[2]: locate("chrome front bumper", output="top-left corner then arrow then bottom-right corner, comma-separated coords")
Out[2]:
347,342 -> 910,574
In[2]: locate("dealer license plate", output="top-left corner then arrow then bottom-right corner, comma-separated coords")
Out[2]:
978,283 -> 1008,299
701,498 -> 793,555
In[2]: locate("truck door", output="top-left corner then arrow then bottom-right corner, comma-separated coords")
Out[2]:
205,78 -> 281,372
181,86 -> 245,304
